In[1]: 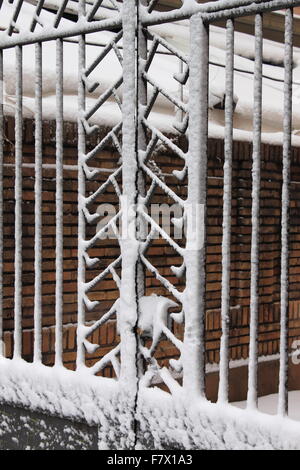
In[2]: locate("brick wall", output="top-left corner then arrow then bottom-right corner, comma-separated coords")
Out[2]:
2,117 -> 300,380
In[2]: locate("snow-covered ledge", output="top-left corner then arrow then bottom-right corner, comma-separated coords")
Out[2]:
136,387 -> 300,450
1,358 -> 300,449
0,358 -> 129,449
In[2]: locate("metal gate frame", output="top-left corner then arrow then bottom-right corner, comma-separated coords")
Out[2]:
0,0 -> 300,450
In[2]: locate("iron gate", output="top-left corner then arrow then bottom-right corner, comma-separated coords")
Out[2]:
0,0 -> 300,450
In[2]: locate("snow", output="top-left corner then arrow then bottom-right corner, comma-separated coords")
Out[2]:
54,36 -> 64,367
33,41 -> 42,364
139,296 -> 182,364
233,391 -> 300,422
218,17 -> 234,404
13,44 -> 23,360
0,357 -> 137,449
0,357 -> 119,424
247,12 -> 263,410
117,0 -> 139,388
1,356 -> 300,450
1,1 -> 300,145
181,13 -> 207,398
138,295 -> 178,347
206,352 -> 281,373
27,0 -> 119,20
136,385 -> 300,450
1,0 -> 300,450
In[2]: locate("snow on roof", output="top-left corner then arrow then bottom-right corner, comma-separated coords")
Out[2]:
2,0 -> 300,146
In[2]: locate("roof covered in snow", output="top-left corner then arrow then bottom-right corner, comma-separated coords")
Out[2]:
1,0 -> 300,146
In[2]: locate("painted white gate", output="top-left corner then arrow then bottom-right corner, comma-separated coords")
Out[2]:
0,0 -> 300,450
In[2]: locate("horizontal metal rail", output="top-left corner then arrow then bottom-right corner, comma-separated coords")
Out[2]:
142,0 -> 300,25
0,16 -> 121,49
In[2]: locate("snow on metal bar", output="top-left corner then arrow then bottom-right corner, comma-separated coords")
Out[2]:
33,41 -> 43,363
87,0 -> 104,22
143,72 -> 187,113
202,0 -> 300,22
30,0 -> 47,32
247,13 -> 263,411
136,4 -> 188,385
84,124 -> 122,162
74,0 -> 126,379
77,0 -> 87,370
53,0 -> 69,28
218,18 -> 234,405
136,0 -> 147,311
142,120 -> 186,161
7,0 -> 24,36
0,3 -> 121,49
84,77 -> 123,121
55,37 -> 64,367
278,7 -> 293,418
0,50 -> 3,357
145,30 -> 188,66
119,0 -> 139,389
142,0 -> 300,26
140,163 -> 184,207
182,13 -> 208,398
139,210 -> 184,257
84,30 -> 123,78
13,45 -> 23,360
142,0 -> 260,25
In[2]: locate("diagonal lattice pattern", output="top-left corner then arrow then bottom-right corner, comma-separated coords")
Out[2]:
135,19 -> 189,391
0,0 -> 121,47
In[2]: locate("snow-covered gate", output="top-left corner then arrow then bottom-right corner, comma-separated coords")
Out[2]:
0,0 -> 300,450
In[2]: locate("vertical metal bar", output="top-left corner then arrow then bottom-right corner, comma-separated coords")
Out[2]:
8,0 -> 24,36
137,0 -> 147,298
55,38 -> 64,366
247,13 -> 263,410
278,7 -> 293,418
176,59 -> 184,124
54,0 -> 69,29
0,50 -> 3,356
77,0 -> 86,370
136,0 -> 147,377
218,18 -> 234,404
119,0 -> 139,389
183,14 -> 209,398
30,0 -> 46,32
33,42 -> 43,363
13,45 -> 23,359
87,0 -> 103,22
